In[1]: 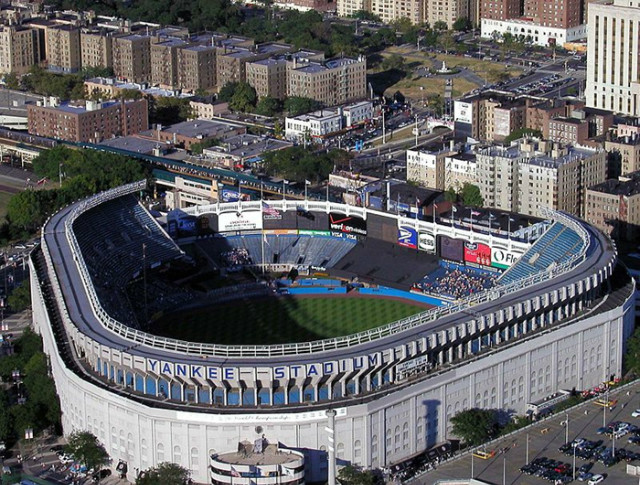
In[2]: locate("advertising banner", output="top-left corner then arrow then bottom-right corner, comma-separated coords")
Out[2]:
218,211 -> 263,232
418,232 -> 436,253
329,212 -> 367,236
464,242 -> 492,267
491,247 -> 522,269
397,225 -> 418,249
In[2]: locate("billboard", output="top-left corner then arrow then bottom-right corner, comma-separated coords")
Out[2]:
464,242 -> 492,267
454,101 -> 473,124
418,232 -> 436,253
218,211 -> 263,232
329,212 -> 367,236
438,236 -> 464,262
491,247 -> 522,270
397,225 -> 418,249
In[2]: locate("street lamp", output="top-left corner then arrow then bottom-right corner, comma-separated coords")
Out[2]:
565,412 -> 569,444
573,444 -> 577,480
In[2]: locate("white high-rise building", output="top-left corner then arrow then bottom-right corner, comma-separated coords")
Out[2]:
586,0 -> 640,116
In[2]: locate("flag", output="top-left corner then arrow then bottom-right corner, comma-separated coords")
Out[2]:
451,206 -> 457,213
488,213 -> 496,219
262,201 -> 279,216
263,232 -> 270,246
471,210 -> 481,216
231,466 -> 241,477
305,179 -> 311,185
36,177 -> 47,186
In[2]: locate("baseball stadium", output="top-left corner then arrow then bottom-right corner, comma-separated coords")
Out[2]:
30,180 -> 635,484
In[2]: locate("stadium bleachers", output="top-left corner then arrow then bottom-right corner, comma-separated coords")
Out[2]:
498,222 -> 584,286
72,195 -> 184,323
197,234 -> 356,269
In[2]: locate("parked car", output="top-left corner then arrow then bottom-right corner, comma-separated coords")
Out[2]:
588,474 -> 605,485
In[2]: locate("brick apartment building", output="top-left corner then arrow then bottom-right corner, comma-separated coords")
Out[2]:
46,24 -> 81,73
177,44 -> 217,93
287,56 -> 367,107
150,38 -> 186,88
585,174 -> 640,240
113,34 -> 152,83
0,25 -> 40,75
27,97 -> 148,143
216,42 -> 292,90
80,29 -> 113,69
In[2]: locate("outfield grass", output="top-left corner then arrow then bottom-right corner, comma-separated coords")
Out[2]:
151,296 -> 428,345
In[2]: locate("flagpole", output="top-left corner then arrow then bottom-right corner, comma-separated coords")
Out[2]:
261,228 -> 265,274
508,216 -> 511,241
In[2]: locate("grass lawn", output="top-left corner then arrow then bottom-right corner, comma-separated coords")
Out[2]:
151,296 -> 428,345
369,46 -> 524,101
0,190 -> 14,220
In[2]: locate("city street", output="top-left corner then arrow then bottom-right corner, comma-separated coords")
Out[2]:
413,381 -> 640,485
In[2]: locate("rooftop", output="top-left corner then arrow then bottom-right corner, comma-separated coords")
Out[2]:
204,134 -> 291,159
143,119 -> 244,139
590,175 -> 640,196
214,443 -> 302,466
99,136 -> 163,154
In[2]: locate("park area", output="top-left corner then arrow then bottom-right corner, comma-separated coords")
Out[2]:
369,45 -> 525,103
151,294 -> 429,345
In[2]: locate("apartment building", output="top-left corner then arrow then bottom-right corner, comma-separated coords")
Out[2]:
337,0 -> 371,18
476,138 -> 607,218
424,0 -> 472,29
177,44 -> 217,93
80,29 -> 113,69
370,0 -> 424,25
151,38 -> 186,88
0,25 -> 40,75
479,0 -> 521,21
27,97 -> 148,143
112,34 -> 152,83
288,56 -> 366,107
216,43 -> 291,90
605,134 -> 640,175
586,0 -> 640,116
246,58 -> 288,100
523,0 -> 582,28
45,24 -> 81,73
585,174 -> 640,240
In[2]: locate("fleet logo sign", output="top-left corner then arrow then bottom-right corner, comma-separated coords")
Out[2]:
329,212 -> 367,236
397,225 -> 417,249
491,247 -> 521,269
218,210 -> 263,232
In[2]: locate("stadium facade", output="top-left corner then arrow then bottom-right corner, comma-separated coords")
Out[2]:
31,181 -> 635,483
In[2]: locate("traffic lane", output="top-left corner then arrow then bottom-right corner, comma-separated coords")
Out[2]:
418,383 -> 640,485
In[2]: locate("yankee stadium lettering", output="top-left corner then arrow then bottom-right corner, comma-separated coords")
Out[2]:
146,353 -> 382,380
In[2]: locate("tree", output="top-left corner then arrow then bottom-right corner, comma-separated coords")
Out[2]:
438,31 -> 457,54
136,462 -> 190,485
350,10 -> 382,22
450,408 -> 499,445
284,96 -> 321,117
504,128 -> 543,144
150,97 -> 194,125
7,279 -> 30,312
624,326 -> 640,375
460,183 -> 483,207
255,96 -> 282,117
381,54 -> 405,71
229,82 -> 257,113
218,82 -> 240,103
453,17 -> 471,31
118,89 -> 143,100
433,20 -> 449,31
65,432 -> 110,472
190,138 -> 220,155
2,73 -> 19,90
338,465 -> 384,485
445,186 -> 457,203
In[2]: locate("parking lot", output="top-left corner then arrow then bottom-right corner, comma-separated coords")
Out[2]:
413,381 -> 640,485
